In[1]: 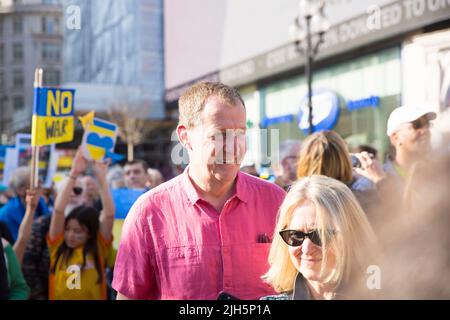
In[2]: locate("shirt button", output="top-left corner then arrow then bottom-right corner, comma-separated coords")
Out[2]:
223,248 -> 229,254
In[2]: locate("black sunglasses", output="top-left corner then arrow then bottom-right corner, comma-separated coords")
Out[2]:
279,229 -> 329,247
73,187 -> 83,195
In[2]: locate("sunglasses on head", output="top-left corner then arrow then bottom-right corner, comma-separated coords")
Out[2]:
73,187 -> 83,195
279,229 -> 333,247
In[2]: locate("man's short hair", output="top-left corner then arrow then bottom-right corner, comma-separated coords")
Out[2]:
178,81 -> 245,129
125,159 -> 149,173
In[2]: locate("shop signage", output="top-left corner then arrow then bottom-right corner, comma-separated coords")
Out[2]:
218,0 -> 450,87
260,114 -> 294,128
347,95 -> 380,111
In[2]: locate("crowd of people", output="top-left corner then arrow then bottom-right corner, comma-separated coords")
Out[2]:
0,81 -> 449,300
0,152 -> 164,299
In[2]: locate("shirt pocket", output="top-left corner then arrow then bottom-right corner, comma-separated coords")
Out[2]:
162,246 -> 202,298
166,245 -> 201,267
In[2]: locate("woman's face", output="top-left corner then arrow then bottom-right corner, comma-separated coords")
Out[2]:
64,219 -> 89,248
287,201 -> 336,282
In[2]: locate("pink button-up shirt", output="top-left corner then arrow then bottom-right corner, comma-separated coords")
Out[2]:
112,168 -> 285,300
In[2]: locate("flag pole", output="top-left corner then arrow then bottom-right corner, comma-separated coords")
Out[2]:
30,68 -> 43,189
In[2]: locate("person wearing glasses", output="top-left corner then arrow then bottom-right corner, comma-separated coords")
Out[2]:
272,140 -> 302,191
20,158 -> 104,300
46,149 -> 115,300
261,175 -> 377,300
356,106 -> 436,190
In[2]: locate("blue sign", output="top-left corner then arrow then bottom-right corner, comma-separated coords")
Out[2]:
261,114 -> 294,128
33,88 -> 75,116
298,89 -> 340,135
347,96 -> 380,111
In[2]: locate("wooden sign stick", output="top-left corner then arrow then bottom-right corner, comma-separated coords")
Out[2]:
30,68 -> 43,189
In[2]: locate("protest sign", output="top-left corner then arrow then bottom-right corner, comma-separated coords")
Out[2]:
31,87 -> 76,146
1,133 -> 58,188
79,112 -> 122,162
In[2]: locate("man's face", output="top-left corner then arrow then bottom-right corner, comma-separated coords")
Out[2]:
391,115 -> 432,157
183,96 -> 247,184
124,163 -> 148,189
282,144 -> 301,181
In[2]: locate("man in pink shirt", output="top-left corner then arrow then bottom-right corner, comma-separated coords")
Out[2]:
113,82 -> 285,300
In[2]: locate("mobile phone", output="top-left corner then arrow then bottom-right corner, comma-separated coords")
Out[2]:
350,154 -> 362,168
216,291 -> 240,300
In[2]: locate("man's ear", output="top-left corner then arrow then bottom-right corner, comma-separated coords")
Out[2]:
177,124 -> 191,150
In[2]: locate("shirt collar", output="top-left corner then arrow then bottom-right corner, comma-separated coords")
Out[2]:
234,171 -> 249,204
181,167 -> 202,205
290,272 -> 311,300
181,167 -> 249,206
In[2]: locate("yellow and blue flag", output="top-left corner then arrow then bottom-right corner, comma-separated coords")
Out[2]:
79,111 -> 124,162
31,88 -> 76,146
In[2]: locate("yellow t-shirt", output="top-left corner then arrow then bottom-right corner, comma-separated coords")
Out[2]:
47,233 -> 112,300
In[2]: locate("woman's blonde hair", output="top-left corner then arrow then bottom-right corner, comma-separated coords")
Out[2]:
262,175 -> 377,293
296,130 -> 353,185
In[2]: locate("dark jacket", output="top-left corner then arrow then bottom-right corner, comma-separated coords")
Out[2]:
0,240 -> 9,300
261,272 -> 346,300
22,214 -> 51,300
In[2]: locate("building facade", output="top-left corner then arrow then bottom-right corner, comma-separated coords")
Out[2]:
165,0 -> 450,167
61,0 -> 168,167
0,0 -> 63,143
62,0 -> 165,120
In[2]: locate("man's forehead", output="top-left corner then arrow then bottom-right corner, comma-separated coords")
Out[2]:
203,96 -> 244,114
201,104 -> 245,128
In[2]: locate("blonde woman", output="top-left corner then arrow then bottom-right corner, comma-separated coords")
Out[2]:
262,175 -> 377,300
296,130 -> 384,218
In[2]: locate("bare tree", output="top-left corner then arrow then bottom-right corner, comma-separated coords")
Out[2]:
108,102 -> 150,161
108,101 -> 174,162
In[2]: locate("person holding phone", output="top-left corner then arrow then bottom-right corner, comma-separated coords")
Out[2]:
296,130 -> 380,218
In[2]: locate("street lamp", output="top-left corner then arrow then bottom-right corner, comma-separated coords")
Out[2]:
289,0 -> 330,135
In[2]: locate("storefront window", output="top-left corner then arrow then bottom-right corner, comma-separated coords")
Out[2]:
262,46 -> 401,159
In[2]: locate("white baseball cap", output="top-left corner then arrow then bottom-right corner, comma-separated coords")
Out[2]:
387,106 -> 436,136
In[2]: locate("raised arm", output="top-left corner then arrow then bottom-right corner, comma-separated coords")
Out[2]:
353,152 -> 387,183
49,149 -> 87,240
93,160 -> 115,242
13,189 -> 39,264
